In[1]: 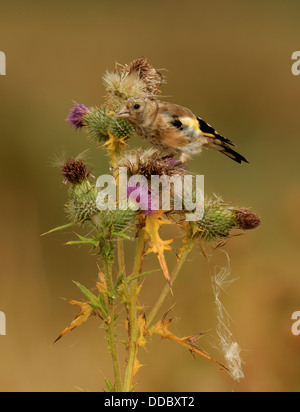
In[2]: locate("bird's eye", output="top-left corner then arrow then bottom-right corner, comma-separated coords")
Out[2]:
133,104 -> 140,110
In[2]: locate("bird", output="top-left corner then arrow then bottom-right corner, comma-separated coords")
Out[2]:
115,97 -> 248,164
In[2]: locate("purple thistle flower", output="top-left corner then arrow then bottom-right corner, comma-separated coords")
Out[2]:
127,183 -> 154,216
66,102 -> 90,129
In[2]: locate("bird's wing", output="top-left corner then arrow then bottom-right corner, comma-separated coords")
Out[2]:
197,117 -> 235,147
155,102 -> 248,164
159,102 -> 197,120
158,102 -> 201,133
159,103 -> 235,146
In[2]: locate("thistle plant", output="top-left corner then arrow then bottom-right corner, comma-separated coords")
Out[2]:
46,58 -> 260,392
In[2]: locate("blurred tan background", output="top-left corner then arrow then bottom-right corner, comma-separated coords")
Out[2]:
0,0 -> 300,392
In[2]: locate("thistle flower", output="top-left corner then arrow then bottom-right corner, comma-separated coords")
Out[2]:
67,198 -> 99,223
82,107 -> 111,142
109,116 -> 135,140
192,199 -> 261,242
61,159 -> 88,184
60,159 -> 99,223
68,106 -> 135,143
66,102 -> 91,129
117,149 -> 187,216
98,203 -> 138,237
66,179 -> 99,223
127,183 -> 153,216
197,200 -> 237,241
233,208 -> 261,230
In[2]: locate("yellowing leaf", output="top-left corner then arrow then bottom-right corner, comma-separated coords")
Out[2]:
133,358 -> 143,377
54,300 -> 97,343
96,263 -> 107,290
149,314 -> 229,373
144,212 -> 174,285
103,131 -> 127,167
136,312 -> 149,349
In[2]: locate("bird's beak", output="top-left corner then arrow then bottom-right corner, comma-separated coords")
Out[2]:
115,108 -> 130,118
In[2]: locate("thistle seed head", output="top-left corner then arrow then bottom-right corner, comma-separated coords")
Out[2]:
117,149 -> 187,180
103,71 -> 148,105
103,58 -> 163,108
121,57 -> 163,96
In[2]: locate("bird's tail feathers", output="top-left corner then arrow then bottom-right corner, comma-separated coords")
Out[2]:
219,144 -> 249,164
206,143 -> 249,164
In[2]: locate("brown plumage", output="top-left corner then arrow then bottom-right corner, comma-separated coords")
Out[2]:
115,97 -> 248,164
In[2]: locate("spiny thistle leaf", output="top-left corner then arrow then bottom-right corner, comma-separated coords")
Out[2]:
74,281 -> 107,317
148,314 -> 229,373
124,269 -> 159,285
111,273 -> 125,299
103,131 -> 127,164
66,234 -> 100,248
41,222 -> 76,236
144,212 -> 174,285
133,358 -> 143,378
136,312 -> 149,349
54,300 -> 97,343
96,264 -> 107,294
104,377 -> 115,392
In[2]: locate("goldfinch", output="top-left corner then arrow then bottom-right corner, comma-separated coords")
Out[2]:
115,97 -> 248,164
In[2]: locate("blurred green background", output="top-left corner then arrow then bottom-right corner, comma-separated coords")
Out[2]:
0,0 -> 300,392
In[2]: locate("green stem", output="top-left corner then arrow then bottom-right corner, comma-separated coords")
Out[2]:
103,135 -> 126,391
102,253 -> 123,392
111,149 -> 127,278
146,238 -> 195,328
123,229 -> 146,392
117,239 -> 126,276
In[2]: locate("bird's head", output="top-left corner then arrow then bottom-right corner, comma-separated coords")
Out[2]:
115,97 -> 155,126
